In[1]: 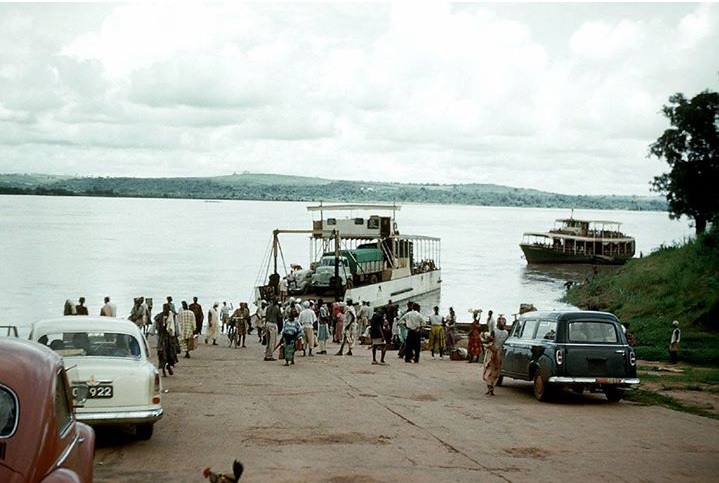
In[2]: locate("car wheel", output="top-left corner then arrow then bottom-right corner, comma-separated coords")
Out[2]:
604,387 -> 624,403
136,423 -> 154,440
533,371 -> 551,402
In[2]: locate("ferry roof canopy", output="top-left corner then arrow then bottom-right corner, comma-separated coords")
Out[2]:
307,203 -> 401,212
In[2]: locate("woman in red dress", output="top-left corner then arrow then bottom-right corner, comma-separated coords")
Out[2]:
467,311 -> 483,363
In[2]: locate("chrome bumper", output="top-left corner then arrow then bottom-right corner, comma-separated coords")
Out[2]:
76,407 -> 163,426
549,376 -> 640,387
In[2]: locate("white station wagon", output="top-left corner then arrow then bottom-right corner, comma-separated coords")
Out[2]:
29,316 -> 163,440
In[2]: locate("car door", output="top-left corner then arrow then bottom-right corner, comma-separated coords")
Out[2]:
513,319 -> 539,378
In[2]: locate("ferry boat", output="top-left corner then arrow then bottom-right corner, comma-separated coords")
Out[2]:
520,217 -> 635,265
254,203 -> 441,307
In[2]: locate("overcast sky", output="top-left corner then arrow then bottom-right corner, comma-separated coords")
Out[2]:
1,2 -> 717,195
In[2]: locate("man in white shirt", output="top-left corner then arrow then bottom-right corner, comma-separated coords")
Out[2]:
336,299 -> 358,356
399,303 -> 424,363
298,301 -> 317,356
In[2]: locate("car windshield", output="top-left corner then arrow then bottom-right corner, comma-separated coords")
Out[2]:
567,321 -> 619,343
37,331 -> 141,358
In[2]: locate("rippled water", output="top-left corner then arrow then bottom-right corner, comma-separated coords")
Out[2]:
0,195 -> 693,330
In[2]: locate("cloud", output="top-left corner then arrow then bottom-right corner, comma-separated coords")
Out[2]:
0,3 -> 717,196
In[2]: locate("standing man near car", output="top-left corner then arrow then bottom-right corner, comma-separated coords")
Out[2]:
399,302 -> 424,364
189,296 -> 204,335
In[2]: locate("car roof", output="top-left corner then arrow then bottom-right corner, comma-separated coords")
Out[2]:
519,310 -> 619,322
30,316 -> 142,337
0,338 -> 59,397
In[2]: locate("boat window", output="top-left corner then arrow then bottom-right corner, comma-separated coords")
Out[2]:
367,217 -> 380,229
327,218 -> 336,225
0,385 -> 19,438
354,217 -> 364,225
568,321 -> 618,343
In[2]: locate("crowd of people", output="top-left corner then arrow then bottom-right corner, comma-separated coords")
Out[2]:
62,295 -> 681,394
59,295 -> 515,392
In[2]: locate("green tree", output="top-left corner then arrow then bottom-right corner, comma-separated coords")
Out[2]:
649,90 -> 719,234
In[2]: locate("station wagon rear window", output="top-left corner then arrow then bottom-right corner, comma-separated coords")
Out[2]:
568,321 -> 619,343
0,385 -> 18,438
37,331 -> 141,358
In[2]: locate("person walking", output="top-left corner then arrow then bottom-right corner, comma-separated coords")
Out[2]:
669,320 -> 681,364
100,296 -> 116,317
255,300 -> 267,343
278,307 -> 302,366
467,310 -> 483,363
264,298 -> 282,361
333,302 -> 345,344
230,302 -> 250,348
482,315 -> 509,395
298,301 -> 317,356
75,297 -> 89,315
444,307 -> 457,353
317,300 -> 331,354
189,297 -> 204,336
129,297 -> 147,331
428,306 -> 445,359
336,299 -> 357,356
157,304 -> 178,377
399,303 -> 424,363
370,308 -> 388,365
220,301 -> 231,334
178,301 -> 196,359
64,299 -> 76,315
206,302 -> 219,345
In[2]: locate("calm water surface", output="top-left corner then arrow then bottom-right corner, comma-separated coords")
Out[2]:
0,195 -> 693,331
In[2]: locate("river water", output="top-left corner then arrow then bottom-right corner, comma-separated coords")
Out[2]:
0,195 -> 693,332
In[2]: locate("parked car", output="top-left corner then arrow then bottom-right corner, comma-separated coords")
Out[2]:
500,310 -> 639,402
29,316 -> 163,439
0,338 -> 95,483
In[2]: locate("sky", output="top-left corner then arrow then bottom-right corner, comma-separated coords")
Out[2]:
0,2 -> 717,196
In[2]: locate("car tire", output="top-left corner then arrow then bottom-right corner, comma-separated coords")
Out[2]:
604,387 -> 624,403
496,375 -> 504,387
533,371 -> 551,402
136,423 -> 154,440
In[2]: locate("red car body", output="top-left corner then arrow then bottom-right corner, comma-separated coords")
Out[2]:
0,338 -> 95,483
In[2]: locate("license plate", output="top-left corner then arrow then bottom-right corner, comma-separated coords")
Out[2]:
87,385 -> 113,398
596,377 -> 620,384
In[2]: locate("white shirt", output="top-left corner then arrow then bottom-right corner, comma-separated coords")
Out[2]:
400,310 -> 424,331
429,313 -> 443,326
298,307 -> 317,328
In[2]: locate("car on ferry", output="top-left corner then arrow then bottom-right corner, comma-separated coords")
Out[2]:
0,338 -> 95,483
29,316 -> 163,439
500,310 -> 639,402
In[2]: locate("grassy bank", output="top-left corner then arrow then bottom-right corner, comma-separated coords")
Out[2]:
563,227 -> 719,365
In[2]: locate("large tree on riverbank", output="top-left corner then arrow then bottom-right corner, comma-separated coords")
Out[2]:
649,89 -> 719,235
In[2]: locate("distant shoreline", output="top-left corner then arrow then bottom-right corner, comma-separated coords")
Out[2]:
0,173 -> 668,212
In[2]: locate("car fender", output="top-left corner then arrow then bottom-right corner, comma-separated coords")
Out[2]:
40,469 -> 82,483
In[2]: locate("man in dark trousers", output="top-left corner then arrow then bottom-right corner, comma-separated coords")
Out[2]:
189,296 -> 204,335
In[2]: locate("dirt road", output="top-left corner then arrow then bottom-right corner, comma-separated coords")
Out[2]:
93,335 -> 719,483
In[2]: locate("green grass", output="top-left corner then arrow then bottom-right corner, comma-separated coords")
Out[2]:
624,389 -> 719,420
564,228 -> 719,366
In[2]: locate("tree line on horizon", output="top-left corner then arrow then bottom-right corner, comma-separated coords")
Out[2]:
0,173 -> 667,212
